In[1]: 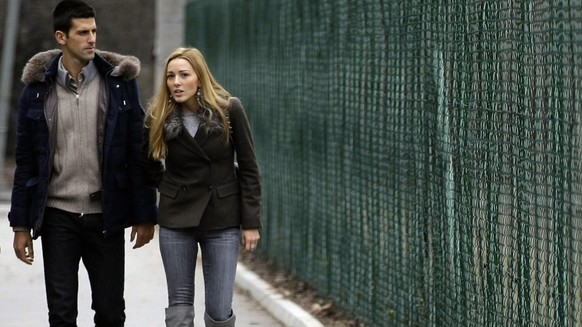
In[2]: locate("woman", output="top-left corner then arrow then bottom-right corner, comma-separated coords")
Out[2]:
142,47 -> 261,327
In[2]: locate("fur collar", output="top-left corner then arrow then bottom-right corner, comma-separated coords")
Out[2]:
21,49 -> 141,85
165,107 -> 225,141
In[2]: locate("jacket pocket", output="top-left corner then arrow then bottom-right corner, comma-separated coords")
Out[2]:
118,103 -> 132,113
26,109 -> 46,122
25,107 -> 49,147
159,180 -> 180,199
216,181 -> 240,199
25,177 -> 39,188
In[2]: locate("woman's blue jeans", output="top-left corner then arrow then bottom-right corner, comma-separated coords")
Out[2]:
159,226 -> 240,321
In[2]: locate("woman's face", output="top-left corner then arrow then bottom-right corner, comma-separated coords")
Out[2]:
166,58 -> 201,109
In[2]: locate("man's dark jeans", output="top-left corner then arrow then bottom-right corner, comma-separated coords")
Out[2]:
41,207 -> 125,327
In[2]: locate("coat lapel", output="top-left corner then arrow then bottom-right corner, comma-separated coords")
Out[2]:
165,107 -> 224,161
176,128 -> 211,161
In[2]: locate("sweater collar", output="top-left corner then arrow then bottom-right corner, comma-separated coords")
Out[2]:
56,56 -> 98,91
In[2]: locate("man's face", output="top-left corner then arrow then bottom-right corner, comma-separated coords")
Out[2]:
56,17 -> 97,65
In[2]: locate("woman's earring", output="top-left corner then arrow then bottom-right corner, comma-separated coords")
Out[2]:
196,88 -> 202,103
168,95 -> 173,103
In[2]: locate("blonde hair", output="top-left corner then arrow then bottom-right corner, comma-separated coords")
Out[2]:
145,47 -> 231,160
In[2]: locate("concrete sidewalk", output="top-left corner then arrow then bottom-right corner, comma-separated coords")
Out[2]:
0,201 -> 324,327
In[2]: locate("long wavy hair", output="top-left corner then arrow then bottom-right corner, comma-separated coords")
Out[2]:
145,47 -> 231,160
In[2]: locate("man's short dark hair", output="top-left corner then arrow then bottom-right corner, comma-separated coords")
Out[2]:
52,0 -> 96,34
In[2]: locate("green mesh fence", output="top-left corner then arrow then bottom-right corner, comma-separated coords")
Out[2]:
185,1 -> 582,326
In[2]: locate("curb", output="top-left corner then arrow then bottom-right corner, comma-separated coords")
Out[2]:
236,263 -> 325,327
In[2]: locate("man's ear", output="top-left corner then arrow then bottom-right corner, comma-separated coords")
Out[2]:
55,30 -> 67,45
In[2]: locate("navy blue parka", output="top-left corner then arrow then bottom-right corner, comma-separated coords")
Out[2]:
8,49 -> 157,238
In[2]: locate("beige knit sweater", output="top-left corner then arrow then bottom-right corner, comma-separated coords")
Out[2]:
46,77 -> 102,214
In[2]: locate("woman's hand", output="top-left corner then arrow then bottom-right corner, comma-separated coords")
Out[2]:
242,228 -> 260,252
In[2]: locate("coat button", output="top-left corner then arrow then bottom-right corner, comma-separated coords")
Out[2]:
181,186 -> 187,191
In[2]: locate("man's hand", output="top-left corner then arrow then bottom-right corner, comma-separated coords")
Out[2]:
130,223 -> 155,249
13,231 -> 34,265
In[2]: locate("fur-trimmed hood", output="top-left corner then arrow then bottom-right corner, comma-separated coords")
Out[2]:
21,49 -> 141,85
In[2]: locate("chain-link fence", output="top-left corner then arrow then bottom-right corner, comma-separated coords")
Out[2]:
186,1 -> 582,326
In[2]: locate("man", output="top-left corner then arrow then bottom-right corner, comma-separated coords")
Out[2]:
8,1 -> 157,326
